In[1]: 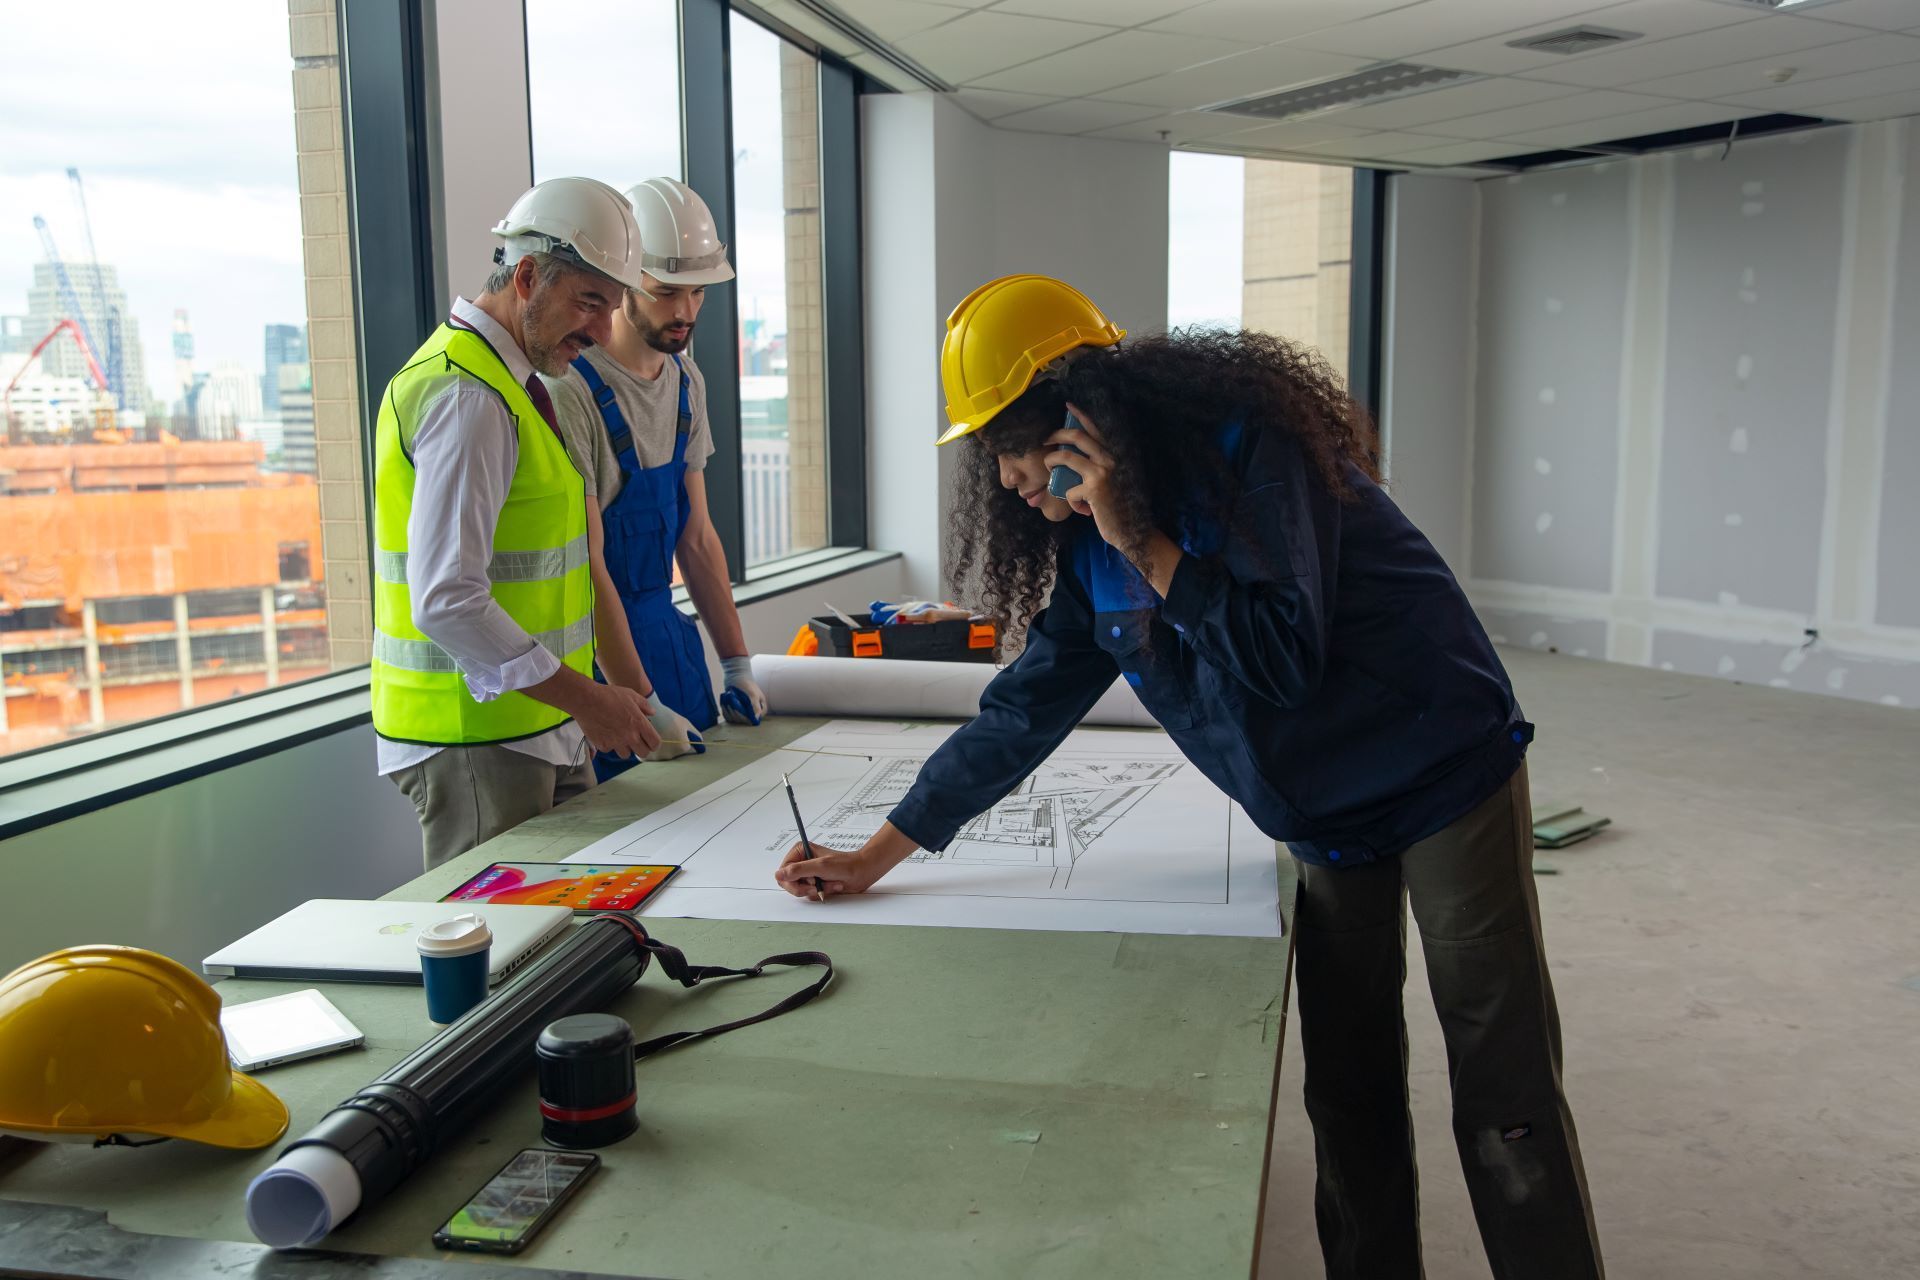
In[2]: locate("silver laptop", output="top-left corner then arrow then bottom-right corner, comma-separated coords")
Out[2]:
203,899 -> 573,987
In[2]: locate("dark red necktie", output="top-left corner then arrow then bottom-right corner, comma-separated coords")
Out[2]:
524,374 -> 559,431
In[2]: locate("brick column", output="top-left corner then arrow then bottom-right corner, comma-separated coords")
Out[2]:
289,0 -> 370,668
1241,160 -> 1352,379
780,44 -> 828,554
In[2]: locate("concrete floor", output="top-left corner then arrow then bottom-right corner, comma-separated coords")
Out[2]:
1256,647 -> 1920,1280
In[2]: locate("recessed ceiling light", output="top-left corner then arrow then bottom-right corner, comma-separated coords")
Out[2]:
1506,26 -> 1642,56
1205,63 -> 1485,122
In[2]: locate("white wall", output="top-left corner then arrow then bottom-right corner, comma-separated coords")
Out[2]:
863,93 -> 1171,600
424,0 -> 533,306
1382,174 -> 1475,570
1385,120 -> 1920,709
0,725 -> 420,975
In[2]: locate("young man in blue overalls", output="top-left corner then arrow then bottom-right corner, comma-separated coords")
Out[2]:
544,178 -> 767,779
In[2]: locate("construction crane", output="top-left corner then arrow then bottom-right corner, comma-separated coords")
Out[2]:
66,168 -> 126,413
2,318 -> 111,444
31,216 -> 108,400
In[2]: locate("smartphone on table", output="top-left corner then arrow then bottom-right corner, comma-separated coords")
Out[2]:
432,1148 -> 600,1255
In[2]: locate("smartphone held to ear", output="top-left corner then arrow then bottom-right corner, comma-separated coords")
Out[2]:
1048,409 -> 1085,500
433,1148 -> 600,1255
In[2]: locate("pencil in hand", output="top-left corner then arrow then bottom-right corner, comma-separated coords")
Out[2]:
782,772 -> 827,903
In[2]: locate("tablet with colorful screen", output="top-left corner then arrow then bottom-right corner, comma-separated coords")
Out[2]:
441,863 -> 680,914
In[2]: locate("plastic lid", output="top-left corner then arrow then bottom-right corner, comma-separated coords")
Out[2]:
538,1013 -> 632,1059
415,913 -> 492,956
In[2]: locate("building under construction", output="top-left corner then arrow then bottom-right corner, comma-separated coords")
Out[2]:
0,439 -> 329,754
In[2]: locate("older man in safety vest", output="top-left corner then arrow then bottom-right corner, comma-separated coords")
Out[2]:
372,177 -> 661,870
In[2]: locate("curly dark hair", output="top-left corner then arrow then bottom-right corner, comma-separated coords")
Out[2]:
947,327 -> 1378,641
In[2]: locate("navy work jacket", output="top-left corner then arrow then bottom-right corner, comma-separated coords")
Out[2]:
888,423 -> 1532,868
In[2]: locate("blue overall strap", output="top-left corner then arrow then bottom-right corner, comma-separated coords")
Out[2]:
670,354 -> 692,438
572,354 -> 634,457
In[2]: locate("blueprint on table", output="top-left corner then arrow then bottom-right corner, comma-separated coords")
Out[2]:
563,720 -> 1283,936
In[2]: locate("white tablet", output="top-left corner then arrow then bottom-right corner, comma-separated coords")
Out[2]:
221,988 -> 365,1072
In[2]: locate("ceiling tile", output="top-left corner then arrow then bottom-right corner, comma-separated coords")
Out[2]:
1413,0 -> 1759,76
1625,33 -> 1920,100
1145,0 -> 1420,45
1307,75 -> 1582,129
992,98 -> 1168,134
825,0 -> 971,42
944,87 -> 1057,120
969,29 -> 1247,97
1099,42 -> 1369,109
1808,0 -> 1920,32
1286,129 -> 1466,159
1081,109 -> 1283,145
1414,88 -> 1671,140
1282,0 -> 1613,61
1211,119 -> 1374,149
894,10 -> 1116,84
992,0 -> 1195,25
1713,60 -> 1920,110
1812,87 -> 1920,119
1391,139 -> 1550,166
1505,101 -> 1761,148
1524,14 -> 1866,88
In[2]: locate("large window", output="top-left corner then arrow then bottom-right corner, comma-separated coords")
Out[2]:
1168,153 -> 1354,376
0,0 -> 349,760
527,0 -> 682,184
528,1 -> 839,575
729,15 -> 829,568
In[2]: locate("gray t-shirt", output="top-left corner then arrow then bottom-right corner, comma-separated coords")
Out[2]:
543,346 -> 714,505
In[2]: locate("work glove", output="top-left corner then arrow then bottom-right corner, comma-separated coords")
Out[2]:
643,700 -> 705,761
719,656 -> 767,726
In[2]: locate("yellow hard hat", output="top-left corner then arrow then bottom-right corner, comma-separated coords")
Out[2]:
0,946 -> 289,1150
937,274 -> 1126,445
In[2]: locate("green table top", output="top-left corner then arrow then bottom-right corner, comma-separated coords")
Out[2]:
0,717 -> 1293,1279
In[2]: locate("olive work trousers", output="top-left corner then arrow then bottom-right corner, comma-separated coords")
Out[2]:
1293,763 -> 1604,1279
391,744 -> 595,873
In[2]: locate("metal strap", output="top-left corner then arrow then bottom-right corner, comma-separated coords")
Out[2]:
374,533 -> 587,586
373,613 -> 594,674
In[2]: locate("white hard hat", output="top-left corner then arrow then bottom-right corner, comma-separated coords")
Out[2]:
624,177 -> 735,287
491,177 -> 647,292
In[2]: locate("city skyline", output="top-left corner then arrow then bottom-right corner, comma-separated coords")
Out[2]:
0,0 -> 305,407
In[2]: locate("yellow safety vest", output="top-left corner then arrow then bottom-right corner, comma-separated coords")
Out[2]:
370,323 -> 593,745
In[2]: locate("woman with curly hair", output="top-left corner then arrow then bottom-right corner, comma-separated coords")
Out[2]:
775,275 -> 1603,1279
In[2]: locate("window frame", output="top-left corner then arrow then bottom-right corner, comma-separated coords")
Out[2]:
681,0 -> 868,580
2,0 -> 874,830
1347,167 -> 1390,423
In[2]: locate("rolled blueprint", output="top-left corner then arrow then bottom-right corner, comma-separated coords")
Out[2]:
246,915 -> 649,1248
749,654 -> 1156,727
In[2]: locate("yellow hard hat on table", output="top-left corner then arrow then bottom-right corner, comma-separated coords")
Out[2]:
0,945 -> 288,1150
937,274 -> 1126,445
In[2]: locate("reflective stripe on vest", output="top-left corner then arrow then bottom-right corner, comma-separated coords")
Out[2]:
373,532 -> 589,586
370,324 -> 594,746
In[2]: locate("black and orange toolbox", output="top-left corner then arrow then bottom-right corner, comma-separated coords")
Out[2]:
806,611 -> 1000,662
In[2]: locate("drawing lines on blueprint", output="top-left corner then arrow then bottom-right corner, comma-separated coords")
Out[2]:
753,755 -> 1186,890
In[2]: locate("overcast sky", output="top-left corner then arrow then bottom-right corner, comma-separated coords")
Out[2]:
2,0 -> 1246,407
0,0 -> 304,405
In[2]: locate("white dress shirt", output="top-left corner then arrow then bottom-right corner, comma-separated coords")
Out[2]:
375,296 -> 587,776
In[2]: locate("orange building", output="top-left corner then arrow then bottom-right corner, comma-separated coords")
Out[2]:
1,440 -> 331,755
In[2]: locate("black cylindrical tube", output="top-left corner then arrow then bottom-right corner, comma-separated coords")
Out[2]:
282,915 -> 649,1215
